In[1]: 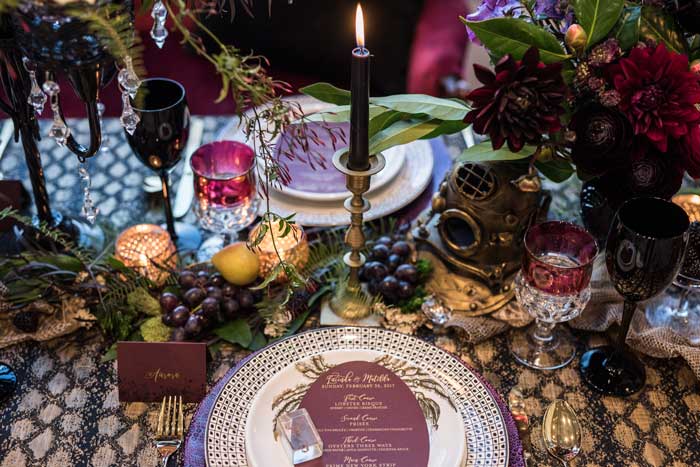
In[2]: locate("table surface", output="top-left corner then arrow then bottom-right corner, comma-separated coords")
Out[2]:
0,118 -> 699,467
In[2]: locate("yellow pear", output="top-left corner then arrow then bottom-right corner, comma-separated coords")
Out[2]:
211,242 -> 260,286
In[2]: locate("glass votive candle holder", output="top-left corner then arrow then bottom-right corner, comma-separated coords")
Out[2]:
673,193 -> 700,223
248,221 -> 309,278
114,224 -> 177,285
190,140 -> 259,234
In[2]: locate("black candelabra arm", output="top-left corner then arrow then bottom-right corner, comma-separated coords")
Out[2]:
0,36 -> 55,226
55,87 -> 102,162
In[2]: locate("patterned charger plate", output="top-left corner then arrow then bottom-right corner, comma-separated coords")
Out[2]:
205,327 -> 509,467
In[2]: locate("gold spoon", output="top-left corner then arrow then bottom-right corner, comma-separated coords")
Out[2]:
542,400 -> 582,466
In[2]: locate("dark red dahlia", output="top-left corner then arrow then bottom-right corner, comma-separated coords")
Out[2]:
570,103 -> 632,176
464,47 -> 567,152
607,44 -> 700,156
681,124 -> 700,178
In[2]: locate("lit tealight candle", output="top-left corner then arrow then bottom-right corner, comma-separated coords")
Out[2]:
672,194 -> 700,223
249,222 -> 309,278
114,224 -> 177,285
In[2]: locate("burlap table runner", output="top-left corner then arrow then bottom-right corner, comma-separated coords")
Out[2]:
442,255 -> 700,378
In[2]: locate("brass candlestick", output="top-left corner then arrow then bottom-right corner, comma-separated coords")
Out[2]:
329,150 -> 386,319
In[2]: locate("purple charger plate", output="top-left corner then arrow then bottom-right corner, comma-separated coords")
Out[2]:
181,330 -> 524,467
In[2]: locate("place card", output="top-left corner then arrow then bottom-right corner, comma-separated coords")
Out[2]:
298,361 -> 430,467
116,341 -> 206,403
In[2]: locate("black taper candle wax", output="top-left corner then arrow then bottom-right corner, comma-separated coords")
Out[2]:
349,46 -> 370,171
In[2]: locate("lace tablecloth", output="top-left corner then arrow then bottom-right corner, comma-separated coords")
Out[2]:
0,118 -> 699,467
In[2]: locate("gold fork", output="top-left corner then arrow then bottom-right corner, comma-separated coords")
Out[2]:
155,395 -> 184,467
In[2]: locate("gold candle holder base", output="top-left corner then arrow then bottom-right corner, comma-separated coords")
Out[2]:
328,151 -> 386,320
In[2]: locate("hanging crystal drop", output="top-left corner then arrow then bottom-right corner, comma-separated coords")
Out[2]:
43,80 -> 70,146
78,166 -> 99,224
48,115 -> 70,146
23,58 -> 46,115
117,56 -> 141,98
97,101 -> 110,152
41,79 -> 60,97
120,92 -> 139,135
150,0 -> 168,49
27,71 -> 46,115
151,0 -> 167,21
150,21 -> 168,49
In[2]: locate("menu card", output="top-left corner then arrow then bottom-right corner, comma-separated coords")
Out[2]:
298,361 -> 430,467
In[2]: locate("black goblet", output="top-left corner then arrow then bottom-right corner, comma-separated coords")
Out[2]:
125,78 -> 198,249
580,197 -> 689,396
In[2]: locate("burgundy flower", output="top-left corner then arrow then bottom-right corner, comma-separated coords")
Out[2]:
680,124 -> 700,178
464,47 -> 567,152
570,103 -> 632,176
607,44 -> 700,156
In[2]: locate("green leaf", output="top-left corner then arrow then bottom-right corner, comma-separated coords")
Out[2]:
536,158 -> 574,182
299,82 -> 351,105
639,6 -> 688,54
575,0 -> 624,49
368,109 -> 406,137
458,141 -> 536,162
370,94 -> 469,121
421,120 -> 468,141
615,5 -> 642,50
208,341 -> 223,359
461,17 -> 570,63
101,344 -> 118,363
368,118 -> 440,155
691,35 -> 700,61
248,331 -> 268,351
214,319 -> 253,347
304,104 -> 388,125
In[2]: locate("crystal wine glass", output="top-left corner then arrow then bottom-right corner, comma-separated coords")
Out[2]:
580,197 -> 689,396
124,78 -> 199,250
645,221 -> 700,344
509,221 -> 598,370
190,140 -> 259,260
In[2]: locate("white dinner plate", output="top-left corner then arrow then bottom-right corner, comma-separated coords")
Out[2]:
205,327 -> 509,467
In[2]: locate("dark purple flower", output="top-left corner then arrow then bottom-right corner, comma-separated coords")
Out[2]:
599,142 -> 684,200
571,103 -> 632,176
465,0 -> 521,42
534,0 -> 564,18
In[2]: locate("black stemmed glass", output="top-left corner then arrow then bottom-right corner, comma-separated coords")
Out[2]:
125,78 -> 199,250
580,197 -> 690,397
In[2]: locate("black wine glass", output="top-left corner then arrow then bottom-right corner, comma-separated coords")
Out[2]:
125,78 -> 199,250
580,197 -> 689,396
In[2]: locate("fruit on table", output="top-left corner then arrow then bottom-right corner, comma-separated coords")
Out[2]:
211,242 -> 260,286
160,268 -> 259,341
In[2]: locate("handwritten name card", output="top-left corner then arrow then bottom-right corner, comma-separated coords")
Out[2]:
116,341 -> 206,403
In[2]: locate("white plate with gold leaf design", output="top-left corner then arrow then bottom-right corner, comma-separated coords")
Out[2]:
205,327 -> 509,467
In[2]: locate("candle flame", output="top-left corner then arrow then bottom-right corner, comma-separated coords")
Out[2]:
355,4 -> 365,48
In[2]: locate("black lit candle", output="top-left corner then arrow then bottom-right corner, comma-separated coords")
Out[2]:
349,3 -> 370,171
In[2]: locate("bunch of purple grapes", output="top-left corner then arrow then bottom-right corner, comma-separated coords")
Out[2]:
360,236 -> 419,303
159,270 -> 256,341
